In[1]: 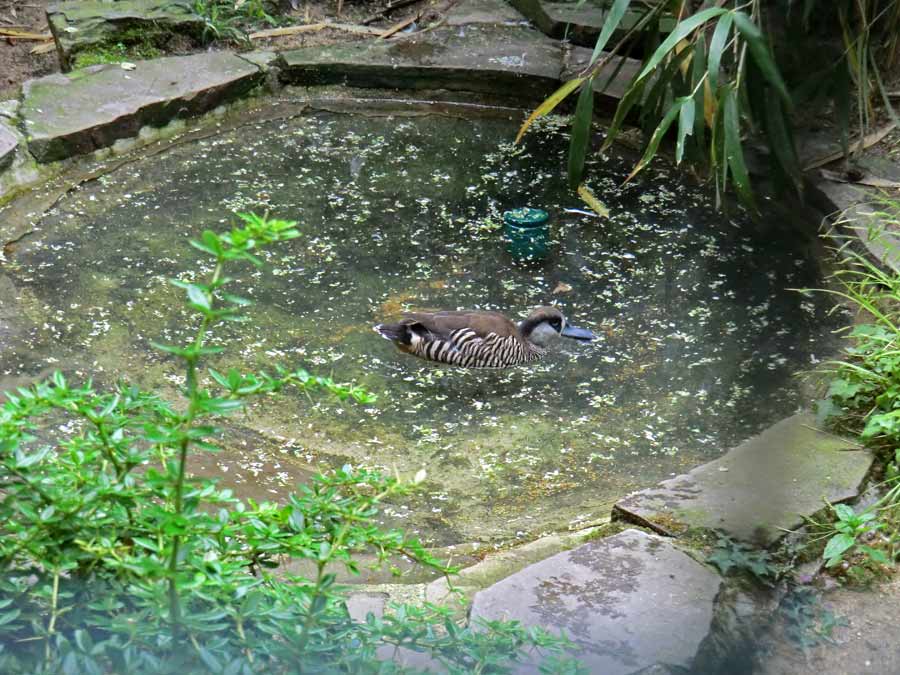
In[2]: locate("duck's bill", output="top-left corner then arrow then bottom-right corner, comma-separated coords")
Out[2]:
560,325 -> 595,341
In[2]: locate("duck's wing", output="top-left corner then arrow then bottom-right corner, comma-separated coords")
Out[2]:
402,310 -> 519,342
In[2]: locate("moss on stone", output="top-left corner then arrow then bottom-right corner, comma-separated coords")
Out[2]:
72,37 -> 164,70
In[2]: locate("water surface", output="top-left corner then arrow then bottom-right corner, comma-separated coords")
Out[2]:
2,110 -> 836,545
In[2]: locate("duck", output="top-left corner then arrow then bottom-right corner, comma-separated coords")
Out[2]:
373,306 -> 595,368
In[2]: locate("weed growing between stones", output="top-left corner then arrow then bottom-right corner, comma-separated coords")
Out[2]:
804,198 -> 900,581
193,0 -> 280,44
0,213 -> 581,674
72,41 -> 164,70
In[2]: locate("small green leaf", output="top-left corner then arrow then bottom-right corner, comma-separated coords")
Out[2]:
823,533 -> 856,566
187,285 -> 211,311
833,503 -> 855,522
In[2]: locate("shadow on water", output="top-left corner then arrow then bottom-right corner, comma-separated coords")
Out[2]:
1,110 -> 843,545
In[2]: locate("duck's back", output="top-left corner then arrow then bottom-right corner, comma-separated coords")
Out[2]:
394,310 -> 542,368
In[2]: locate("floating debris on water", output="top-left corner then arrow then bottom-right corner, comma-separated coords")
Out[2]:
3,112 -> 840,546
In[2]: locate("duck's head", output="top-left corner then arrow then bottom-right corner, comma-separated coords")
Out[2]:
519,306 -> 595,348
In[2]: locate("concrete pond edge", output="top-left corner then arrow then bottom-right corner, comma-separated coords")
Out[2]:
0,7 -> 889,673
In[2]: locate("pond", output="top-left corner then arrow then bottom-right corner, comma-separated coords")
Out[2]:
1,106 -> 838,546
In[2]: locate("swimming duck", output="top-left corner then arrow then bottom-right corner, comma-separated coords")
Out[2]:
373,306 -> 594,368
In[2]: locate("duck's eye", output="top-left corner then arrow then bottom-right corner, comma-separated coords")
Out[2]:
550,318 -> 562,330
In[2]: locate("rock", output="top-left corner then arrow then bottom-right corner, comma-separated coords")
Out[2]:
0,100 -> 19,120
564,45 -> 641,108
425,526 -> 604,610
444,0 -> 528,26
807,176 -> 900,274
47,0 -> 205,71
509,0 -> 673,48
346,592 -> 389,622
0,121 -> 17,172
614,414 -> 874,547
469,529 -> 722,674
278,26 -> 563,101
20,52 -> 262,163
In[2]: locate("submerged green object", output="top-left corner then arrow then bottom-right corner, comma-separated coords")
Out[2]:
503,207 -> 550,261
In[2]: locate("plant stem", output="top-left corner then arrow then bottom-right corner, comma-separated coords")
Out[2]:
167,259 -> 223,631
44,570 -> 60,666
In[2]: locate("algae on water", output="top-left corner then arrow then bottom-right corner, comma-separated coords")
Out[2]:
2,112 -> 840,545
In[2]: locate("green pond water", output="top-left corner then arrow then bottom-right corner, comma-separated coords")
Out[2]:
2,109 -> 838,546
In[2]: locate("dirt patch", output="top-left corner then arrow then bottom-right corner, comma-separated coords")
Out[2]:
0,0 -> 57,99
758,578 -> 900,674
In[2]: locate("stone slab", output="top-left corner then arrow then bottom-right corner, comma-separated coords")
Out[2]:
20,52 -> 262,163
564,45 -> 641,106
0,121 -> 17,172
509,0 -> 672,48
278,26 -> 563,100
346,592 -> 389,621
444,0 -> 528,26
47,0 -> 204,71
469,529 -> 722,674
614,414 -> 873,546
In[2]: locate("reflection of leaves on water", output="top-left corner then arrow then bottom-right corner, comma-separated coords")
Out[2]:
5,112 -> 839,544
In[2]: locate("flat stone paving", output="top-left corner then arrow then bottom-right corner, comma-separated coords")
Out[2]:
19,52 -> 262,163
444,0 -> 529,25
470,528 -> 722,674
278,25 -> 563,99
47,0 -> 204,71
614,413 -> 873,546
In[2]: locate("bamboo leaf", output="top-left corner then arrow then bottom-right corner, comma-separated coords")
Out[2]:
577,184 -> 610,218
640,46 -> 692,132
763,94 -> 801,194
732,11 -> 791,108
723,87 -> 755,208
636,7 -> 727,81
589,0 -> 633,64
834,57 -> 851,159
691,34 -> 707,152
602,73 -> 646,151
871,49 -> 900,128
676,97 -> 695,164
568,83 -> 595,188
625,97 -> 689,183
516,77 -> 585,143
707,12 -> 733,93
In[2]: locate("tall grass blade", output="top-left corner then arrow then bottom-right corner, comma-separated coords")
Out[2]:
568,83 -> 595,188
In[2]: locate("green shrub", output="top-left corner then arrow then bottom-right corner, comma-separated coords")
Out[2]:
0,213 -> 580,673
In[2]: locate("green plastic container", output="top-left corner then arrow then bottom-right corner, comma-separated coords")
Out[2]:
502,207 -> 550,261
